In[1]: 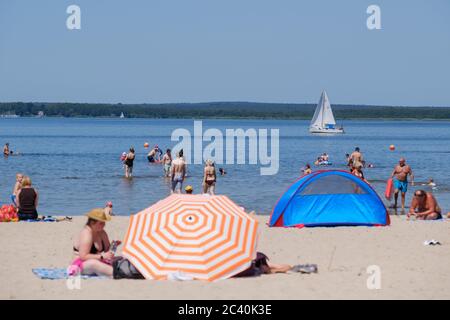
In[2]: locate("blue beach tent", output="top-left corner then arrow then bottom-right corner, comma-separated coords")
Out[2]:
269,170 -> 389,228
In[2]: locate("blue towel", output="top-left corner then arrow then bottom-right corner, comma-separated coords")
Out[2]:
32,268 -> 109,280
23,216 -> 58,222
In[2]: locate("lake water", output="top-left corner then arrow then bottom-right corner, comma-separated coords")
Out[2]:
1,118 -> 449,216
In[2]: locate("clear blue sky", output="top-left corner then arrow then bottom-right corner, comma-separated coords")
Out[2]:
0,0 -> 449,106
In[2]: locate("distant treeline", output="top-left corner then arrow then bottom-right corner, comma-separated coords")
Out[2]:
1,102 -> 450,119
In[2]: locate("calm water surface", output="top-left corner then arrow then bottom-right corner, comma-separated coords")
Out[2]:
1,118 -> 449,216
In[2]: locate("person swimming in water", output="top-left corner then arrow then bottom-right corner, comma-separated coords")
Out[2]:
3,143 -> 10,157
147,145 -> 163,163
426,178 -> 436,187
302,164 -> 312,175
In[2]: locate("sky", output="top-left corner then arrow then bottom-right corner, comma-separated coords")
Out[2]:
0,0 -> 449,106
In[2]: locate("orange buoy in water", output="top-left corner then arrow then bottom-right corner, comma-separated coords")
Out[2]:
389,145 -> 395,151
144,142 -> 149,148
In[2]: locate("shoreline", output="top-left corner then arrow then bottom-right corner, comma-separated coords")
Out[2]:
1,215 -> 449,299
2,116 -> 450,121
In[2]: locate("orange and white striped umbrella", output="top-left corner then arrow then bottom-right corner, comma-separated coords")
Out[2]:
122,194 -> 258,281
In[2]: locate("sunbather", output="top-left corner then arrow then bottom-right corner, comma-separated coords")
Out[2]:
70,208 -> 116,277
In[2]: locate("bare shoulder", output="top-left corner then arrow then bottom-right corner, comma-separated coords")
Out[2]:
79,226 -> 93,240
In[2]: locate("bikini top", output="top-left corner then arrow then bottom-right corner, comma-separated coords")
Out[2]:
73,239 -> 106,254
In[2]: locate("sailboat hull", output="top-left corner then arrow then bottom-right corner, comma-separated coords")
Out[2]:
309,127 -> 344,134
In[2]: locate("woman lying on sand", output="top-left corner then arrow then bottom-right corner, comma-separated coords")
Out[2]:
234,252 -> 317,277
69,208 -> 116,277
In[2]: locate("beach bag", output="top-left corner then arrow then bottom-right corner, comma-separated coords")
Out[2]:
113,258 -> 145,280
0,205 -> 18,222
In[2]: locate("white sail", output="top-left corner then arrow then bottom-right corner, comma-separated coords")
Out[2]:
309,90 -> 344,134
321,91 -> 336,126
310,94 -> 324,128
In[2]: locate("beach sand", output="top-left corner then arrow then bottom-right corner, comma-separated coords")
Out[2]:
1,215 -> 449,300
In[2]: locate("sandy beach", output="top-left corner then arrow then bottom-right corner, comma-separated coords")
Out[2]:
1,215 -> 449,300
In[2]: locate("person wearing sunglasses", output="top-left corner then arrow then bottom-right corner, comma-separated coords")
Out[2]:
407,190 -> 442,220
390,157 -> 414,210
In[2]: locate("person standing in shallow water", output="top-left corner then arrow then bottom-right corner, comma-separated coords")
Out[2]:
391,157 -> 414,210
350,147 -> 364,168
124,147 -> 135,178
202,159 -> 217,195
162,149 -> 172,177
170,151 -> 186,194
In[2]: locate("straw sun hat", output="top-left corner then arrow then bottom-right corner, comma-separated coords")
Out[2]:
86,208 -> 112,222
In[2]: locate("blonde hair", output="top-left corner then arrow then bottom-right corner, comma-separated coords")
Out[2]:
16,173 -> 23,179
21,176 -> 32,187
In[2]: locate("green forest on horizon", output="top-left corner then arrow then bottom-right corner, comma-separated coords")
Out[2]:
1,102 -> 450,120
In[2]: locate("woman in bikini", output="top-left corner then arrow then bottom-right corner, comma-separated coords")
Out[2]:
70,208 -> 116,277
202,159 -> 216,195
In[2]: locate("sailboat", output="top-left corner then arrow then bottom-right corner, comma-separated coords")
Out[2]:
120,112 -> 125,119
309,90 -> 344,134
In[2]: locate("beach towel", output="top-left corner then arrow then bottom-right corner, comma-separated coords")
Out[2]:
22,216 -> 72,222
32,268 -> 109,280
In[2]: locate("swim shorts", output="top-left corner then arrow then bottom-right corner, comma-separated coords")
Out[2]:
393,178 -> 408,193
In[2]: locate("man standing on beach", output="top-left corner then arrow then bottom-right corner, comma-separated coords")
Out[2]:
391,157 -> 414,210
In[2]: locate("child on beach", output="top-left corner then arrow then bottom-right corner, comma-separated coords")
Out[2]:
11,173 -> 23,206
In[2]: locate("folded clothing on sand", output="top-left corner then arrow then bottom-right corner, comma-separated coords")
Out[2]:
32,268 -> 109,280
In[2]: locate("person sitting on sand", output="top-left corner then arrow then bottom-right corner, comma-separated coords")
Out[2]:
11,173 -> 23,207
16,176 -> 39,220
202,159 -> 216,195
407,190 -> 442,220
70,208 -> 116,277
